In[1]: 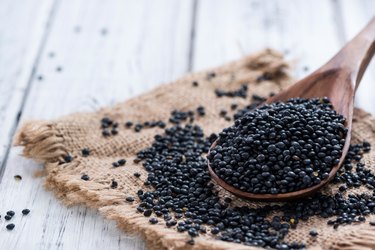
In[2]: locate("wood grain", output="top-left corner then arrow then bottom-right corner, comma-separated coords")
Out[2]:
0,0 -> 56,172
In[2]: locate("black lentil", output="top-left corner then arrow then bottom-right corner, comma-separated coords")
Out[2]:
81,174 -> 89,181
134,124 -> 143,132
224,197 -> 232,203
309,230 -> 318,237
188,228 -> 199,237
112,162 -> 120,167
101,117 -> 113,126
111,180 -> 118,189
192,81 -> 199,87
22,209 -> 30,215
125,121 -> 133,128
5,215 -> 12,220
144,210 -> 152,217
230,103 -> 238,110
102,129 -> 111,136
369,221 -> 375,226
157,121 -> 166,128
149,217 -> 158,224
208,97 -> 346,194
117,159 -> 126,166
111,128 -> 118,135
219,110 -> 227,117
63,154 -> 73,163
197,106 -> 206,116
134,172 -> 141,178
126,196 -> 135,202
7,211 -> 15,217
81,148 -> 90,157
6,224 -> 15,230
14,175 -> 22,181
207,72 -> 216,80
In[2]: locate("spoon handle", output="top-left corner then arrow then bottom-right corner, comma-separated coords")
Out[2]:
324,17 -> 375,92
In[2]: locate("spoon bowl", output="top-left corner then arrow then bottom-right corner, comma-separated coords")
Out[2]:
207,17 -> 375,201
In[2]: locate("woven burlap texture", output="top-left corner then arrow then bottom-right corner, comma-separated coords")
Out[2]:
15,49 -> 375,250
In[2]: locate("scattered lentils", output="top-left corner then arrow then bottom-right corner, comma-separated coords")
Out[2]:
132,103 -> 375,249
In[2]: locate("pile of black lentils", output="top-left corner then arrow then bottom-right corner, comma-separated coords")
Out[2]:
87,80 -> 375,249
208,97 -> 347,194
134,117 -> 374,249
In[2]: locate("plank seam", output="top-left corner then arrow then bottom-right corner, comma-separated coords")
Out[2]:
0,0 -> 61,181
331,0 -> 347,44
187,0 -> 198,72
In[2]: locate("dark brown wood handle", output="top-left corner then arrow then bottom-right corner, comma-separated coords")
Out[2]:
323,17 -> 375,92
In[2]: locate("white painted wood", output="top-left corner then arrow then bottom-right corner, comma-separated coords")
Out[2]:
193,0 -> 343,81
1,0 -> 373,249
0,148 -> 145,250
338,0 -> 375,115
0,0 -> 54,168
0,0 -> 194,249
24,0 -> 194,119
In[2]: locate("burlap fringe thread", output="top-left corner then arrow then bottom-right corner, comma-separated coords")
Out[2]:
14,49 -> 375,250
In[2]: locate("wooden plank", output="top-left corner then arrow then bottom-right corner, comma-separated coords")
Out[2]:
0,0 -> 194,249
338,0 -> 375,115
193,0 -> 343,81
0,0 -> 55,171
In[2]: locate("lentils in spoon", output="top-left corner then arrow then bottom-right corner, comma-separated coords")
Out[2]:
208,97 -> 347,194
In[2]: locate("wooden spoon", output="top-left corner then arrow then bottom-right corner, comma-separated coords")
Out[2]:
208,17 -> 375,201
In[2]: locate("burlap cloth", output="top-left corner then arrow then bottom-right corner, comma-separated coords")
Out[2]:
14,49 -> 375,250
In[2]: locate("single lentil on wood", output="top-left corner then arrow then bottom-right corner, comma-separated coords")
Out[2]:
208,97 -> 347,194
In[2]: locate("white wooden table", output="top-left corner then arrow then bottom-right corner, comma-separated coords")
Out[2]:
0,1 -> 374,249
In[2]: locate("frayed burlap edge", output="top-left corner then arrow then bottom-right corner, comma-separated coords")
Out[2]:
14,49 -> 375,250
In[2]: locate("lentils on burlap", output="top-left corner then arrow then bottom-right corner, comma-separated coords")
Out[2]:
14,49 -> 375,250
